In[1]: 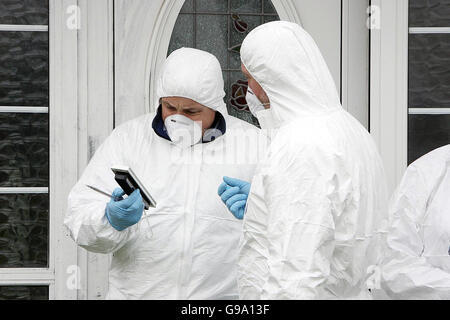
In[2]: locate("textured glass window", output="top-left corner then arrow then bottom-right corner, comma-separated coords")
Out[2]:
408,115 -> 450,163
0,113 -> 49,187
0,286 -> 48,300
0,1 -> 49,275
409,34 -> 450,108
408,2 -> 450,164
0,31 -> 49,107
168,0 -> 280,126
0,0 -> 49,25
409,0 -> 450,27
0,194 -> 48,268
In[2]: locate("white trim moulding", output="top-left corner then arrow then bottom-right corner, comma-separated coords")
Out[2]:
409,108 -> 450,115
0,187 -> 49,194
409,27 -> 450,34
0,24 -> 48,32
0,106 -> 48,113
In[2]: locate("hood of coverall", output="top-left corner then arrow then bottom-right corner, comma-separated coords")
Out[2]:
240,21 -> 342,128
157,47 -> 227,113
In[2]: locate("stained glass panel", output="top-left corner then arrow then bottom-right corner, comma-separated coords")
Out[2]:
168,0 -> 280,126
196,14 -> 228,68
231,0 -> 262,14
229,15 -> 262,69
196,0 -> 228,13
264,0 -> 277,14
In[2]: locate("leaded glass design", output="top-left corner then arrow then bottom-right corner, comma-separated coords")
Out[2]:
0,286 -> 48,300
0,194 -> 48,268
168,0 -> 280,126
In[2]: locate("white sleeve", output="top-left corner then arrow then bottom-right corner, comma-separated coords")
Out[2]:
64,125 -> 140,254
381,166 -> 450,299
259,144 -> 336,299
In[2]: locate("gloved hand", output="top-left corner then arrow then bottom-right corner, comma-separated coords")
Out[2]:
217,176 -> 251,220
105,187 -> 144,231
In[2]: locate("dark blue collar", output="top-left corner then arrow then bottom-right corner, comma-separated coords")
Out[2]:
152,105 -> 227,143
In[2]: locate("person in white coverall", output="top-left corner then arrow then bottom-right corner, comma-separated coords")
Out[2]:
219,21 -> 389,299
64,48 -> 262,299
380,144 -> 450,299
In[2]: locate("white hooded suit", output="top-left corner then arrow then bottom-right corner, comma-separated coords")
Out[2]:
238,21 -> 389,300
381,144 -> 450,299
64,48 -> 263,299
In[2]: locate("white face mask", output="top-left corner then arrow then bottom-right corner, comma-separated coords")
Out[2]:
164,114 -> 203,147
246,88 -> 269,116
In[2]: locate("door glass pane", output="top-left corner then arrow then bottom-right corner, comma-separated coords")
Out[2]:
409,0 -> 450,27
0,194 -> 49,268
0,286 -> 48,300
409,34 -> 450,108
0,0 -> 49,25
231,0 -> 262,14
0,113 -> 49,187
0,31 -> 49,107
196,14 -> 228,68
168,0 -> 280,126
196,0 -> 228,13
408,1 -> 450,163
408,114 -> 450,164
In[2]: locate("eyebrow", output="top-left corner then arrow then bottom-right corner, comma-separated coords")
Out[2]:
183,107 -> 202,112
164,101 -> 176,108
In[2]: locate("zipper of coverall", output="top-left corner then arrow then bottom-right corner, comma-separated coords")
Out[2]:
177,144 -> 202,299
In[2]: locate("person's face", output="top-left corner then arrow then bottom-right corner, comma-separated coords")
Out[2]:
241,63 -> 270,108
161,97 -> 216,133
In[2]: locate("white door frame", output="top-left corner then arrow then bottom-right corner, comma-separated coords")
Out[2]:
48,0 -> 372,299
370,0 -> 409,194
52,0 -> 115,300
50,0 -> 79,299
0,0 -> 79,300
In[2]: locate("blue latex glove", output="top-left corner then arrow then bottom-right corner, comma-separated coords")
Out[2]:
217,176 -> 251,220
105,187 -> 144,231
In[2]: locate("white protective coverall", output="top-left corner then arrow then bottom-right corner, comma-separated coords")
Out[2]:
238,21 -> 389,299
380,144 -> 450,299
64,48 -> 264,299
